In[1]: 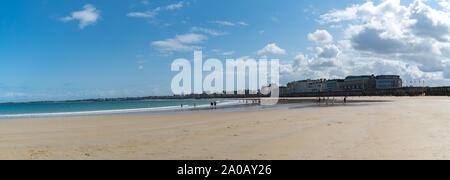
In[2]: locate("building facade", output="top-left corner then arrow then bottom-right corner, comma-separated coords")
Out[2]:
279,86 -> 289,96
279,75 -> 402,96
340,75 -> 377,91
286,79 -> 327,94
376,75 -> 402,89
326,79 -> 344,92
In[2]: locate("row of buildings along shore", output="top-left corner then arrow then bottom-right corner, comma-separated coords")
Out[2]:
172,74 -> 447,98
279,75 -> 402,96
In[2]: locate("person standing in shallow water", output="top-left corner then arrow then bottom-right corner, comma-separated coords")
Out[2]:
213,102 -> 217,109
210,102 -> 214,109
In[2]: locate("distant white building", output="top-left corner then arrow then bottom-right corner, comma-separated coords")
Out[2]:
286,79 -> 327,93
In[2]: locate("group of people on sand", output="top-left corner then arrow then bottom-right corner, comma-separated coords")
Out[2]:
210,101 -> 217,109
316,96 -> 348,105
180,101 -> 218,110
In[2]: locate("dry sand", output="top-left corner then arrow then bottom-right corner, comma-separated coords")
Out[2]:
1,96 -> 450,160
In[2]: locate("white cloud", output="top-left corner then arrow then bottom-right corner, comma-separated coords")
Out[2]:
237,21 -> 249,26
318,4 -> 360,24
313,0 -> 450,79
409,1 -> 450,42
287,44 -> 340,73
316,44 -> 341,59
444,61 -> 450,78
152,39 -> 191,52
191,27 -> 226,36
213,21 -> 235,26
211,49 -> 235,56
440,0 -> 450,10
222,51 -> 236,56
127,1 -> 183,20
60,4 -> 100,29
127,7 -> 161,18
279,0 -> 450,86
303,29 -> 341,69
166,1 -> 184,10
175,33 -> 207,43
151,33 -> 207,52
281,52 -> 443,85
308,29 -> 334,44
257,43 -> 286,55
212,21 -> 249,26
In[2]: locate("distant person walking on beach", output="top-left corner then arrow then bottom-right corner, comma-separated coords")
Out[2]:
344,96 -> 347,104
213,101 -> 217,109
211,102 -> 214,109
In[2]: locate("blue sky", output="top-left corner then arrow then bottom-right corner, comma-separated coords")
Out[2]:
1,0 -> 450,102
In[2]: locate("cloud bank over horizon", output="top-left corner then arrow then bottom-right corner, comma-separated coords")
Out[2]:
281,0 -> 450,86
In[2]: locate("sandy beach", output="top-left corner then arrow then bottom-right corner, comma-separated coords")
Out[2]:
1,96 -> 450,160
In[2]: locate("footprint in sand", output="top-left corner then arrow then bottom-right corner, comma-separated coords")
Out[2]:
29,150 -> 49,159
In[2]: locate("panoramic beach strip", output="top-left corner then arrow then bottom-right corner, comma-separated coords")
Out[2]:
3,0 -> 450,165
1,96 -> 449,160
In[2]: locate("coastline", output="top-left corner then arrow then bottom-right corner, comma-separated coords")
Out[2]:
0,99 -> 247,119
1,96 -> 450,160
0,96 -> 392,120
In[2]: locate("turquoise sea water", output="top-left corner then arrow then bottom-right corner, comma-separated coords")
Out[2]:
0,100 -> 223,119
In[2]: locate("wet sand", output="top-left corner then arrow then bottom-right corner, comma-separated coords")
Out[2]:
1,96 -> 449,160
